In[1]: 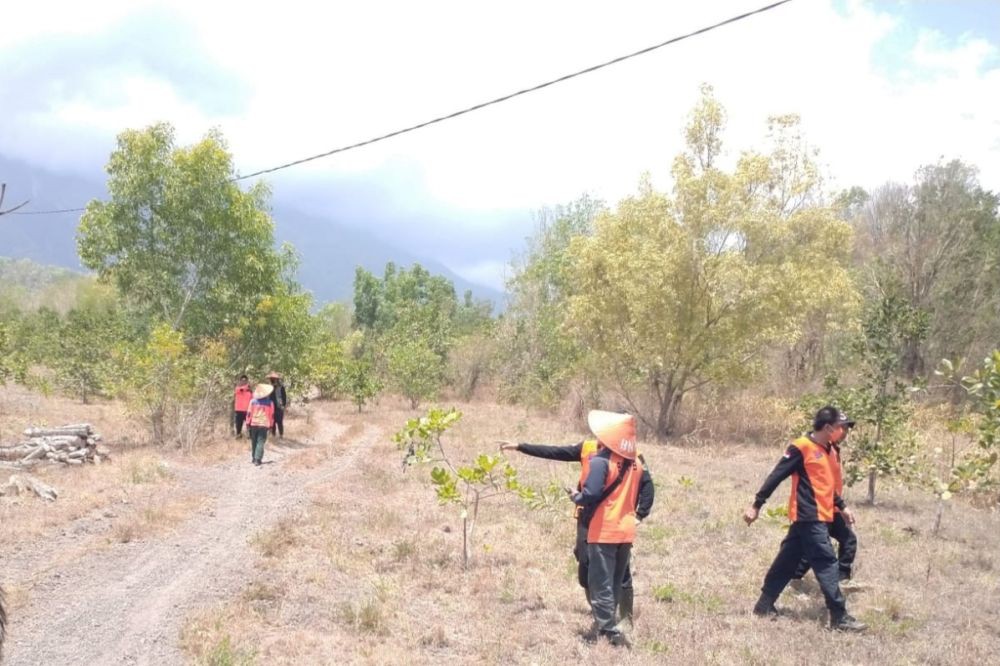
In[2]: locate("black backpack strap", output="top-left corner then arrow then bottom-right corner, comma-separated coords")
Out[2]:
594,458 -> 633,506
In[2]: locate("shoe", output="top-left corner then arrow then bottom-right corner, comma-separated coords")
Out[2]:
831,614 -> 867,632
603,631 -> 630,648
752,593 -> 780,618
253,460 -> 262,466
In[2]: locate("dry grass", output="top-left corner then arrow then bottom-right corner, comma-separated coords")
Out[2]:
108,494 -> 206,544
177,398 -> 1000,664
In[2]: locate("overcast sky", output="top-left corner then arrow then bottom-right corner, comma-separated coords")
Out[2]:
2,0 -> 998,289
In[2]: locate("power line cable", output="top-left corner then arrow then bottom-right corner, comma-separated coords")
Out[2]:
8,0 -> 794,216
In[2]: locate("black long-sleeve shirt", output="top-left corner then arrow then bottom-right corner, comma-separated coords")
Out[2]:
519,444 -> 654,523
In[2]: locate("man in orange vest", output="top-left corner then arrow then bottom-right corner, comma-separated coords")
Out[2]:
499,434 -> 654,623
571,410 -> 648,647
233,375 -> 253,438
744,406 -> 866,632
791,416 -> 858,584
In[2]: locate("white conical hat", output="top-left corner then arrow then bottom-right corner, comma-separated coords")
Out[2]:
253,383 -> 274,399
587,410 -> 638,460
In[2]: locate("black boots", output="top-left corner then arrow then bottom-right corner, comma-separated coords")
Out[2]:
831,613 -> 867,632
752,592 -> 779,618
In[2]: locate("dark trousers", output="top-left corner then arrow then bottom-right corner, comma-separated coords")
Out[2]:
793,512 -> 857,580
575,522 -> 632,590
762,521 -> 846,619
233,410 -> 247,436
271,408 -> 284,437
249,426 -> 268,463
588,543 -> 631,634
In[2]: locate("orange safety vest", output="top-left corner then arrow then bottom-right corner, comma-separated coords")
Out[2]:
247,399 -> 274,428
587,452 -> 641,544
788,436 -> 838,523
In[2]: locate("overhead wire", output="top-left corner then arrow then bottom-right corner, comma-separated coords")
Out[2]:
7,0 -> 794,216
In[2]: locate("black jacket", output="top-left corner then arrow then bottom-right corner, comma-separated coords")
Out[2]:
517,441 -> 655,524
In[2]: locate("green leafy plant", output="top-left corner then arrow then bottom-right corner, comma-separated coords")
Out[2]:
393,408 -> 538,568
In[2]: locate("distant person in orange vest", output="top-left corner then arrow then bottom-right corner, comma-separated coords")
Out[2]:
247,383 -> 275,466
499,433 -> 654,624
571,410 -> 648,647
791,415 -> 858,586
744,406 -> 866,632
233,375 -> 253,438
267,372 -> 288,438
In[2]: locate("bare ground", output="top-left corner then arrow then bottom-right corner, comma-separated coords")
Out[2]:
3,397 -> 1000,665
2,406 -> 350,666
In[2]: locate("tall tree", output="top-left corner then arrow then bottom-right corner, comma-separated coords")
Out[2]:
856,161 -> 999,376
78,123 -> 295,340
565,87 -> 856,439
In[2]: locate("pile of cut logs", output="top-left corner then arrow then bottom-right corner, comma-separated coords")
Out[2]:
0,424 -> 109,467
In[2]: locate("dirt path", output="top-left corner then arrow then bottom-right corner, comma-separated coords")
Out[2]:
4,407 -> 353,666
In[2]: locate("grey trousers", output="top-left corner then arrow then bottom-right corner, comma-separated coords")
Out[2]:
587,543 -> 631,634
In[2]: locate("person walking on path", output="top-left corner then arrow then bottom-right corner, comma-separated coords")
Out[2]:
744,406 -> 866,632
571,410 -> 648,647
233,375 -> 253,438
247,383 -> 275,466
499,435 -> 654,623
267,372 -> 288,439
791,415 -> 859,586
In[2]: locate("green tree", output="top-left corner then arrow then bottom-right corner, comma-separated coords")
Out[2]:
565,87 -> 856,439
388,338 -> 445,409
805,282 -> 928,504
77,123 -> 295,341
55,300 -> 125,403
855,161 -> 999,376
498,195 -> 602,407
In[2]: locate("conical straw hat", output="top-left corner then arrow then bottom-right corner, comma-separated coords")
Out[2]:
587,410 -> 637,460
253,383 -> 274,399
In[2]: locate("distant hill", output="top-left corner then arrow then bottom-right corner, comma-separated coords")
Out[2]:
0,155 -> 504,308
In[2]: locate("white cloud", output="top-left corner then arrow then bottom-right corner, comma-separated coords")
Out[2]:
2,0 -> 999,287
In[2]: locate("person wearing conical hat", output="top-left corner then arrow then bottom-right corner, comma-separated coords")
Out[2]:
571,410 -> 650,648
498,429 -> 654,624
247,383 -> 275,466
267,372 -> 289,439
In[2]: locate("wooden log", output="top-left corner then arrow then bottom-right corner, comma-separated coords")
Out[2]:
0,474 -> 58,501
21,447 -> 47,463
0,447 -> 34,461
23,427 -> 91,438
67,449 -> 87,460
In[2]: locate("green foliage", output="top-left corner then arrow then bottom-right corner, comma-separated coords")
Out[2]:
109,324 -> 229,447
853,160 -> 1000,375
957,351 -> 1000,490
387,338 -> 445,409
339,354 -> 382,413
77,123 -> 303,348
565,88 -> 857,438
53,299 -> 125,402
393,408 -> 538,568
498,195 -> 602,407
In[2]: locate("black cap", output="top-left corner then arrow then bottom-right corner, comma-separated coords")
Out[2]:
814,405 -> 855,431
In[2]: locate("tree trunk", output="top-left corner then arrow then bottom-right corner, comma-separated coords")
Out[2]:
867,469 -> 877,505
654,388 -> 684,442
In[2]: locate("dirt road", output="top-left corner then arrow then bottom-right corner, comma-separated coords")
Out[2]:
3,408 -> 350,666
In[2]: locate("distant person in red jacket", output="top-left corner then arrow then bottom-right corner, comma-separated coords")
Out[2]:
233,375 -> 253,438
247,383 -> 275,466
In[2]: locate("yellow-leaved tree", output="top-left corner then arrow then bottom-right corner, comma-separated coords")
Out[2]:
566,86 -> 858,439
